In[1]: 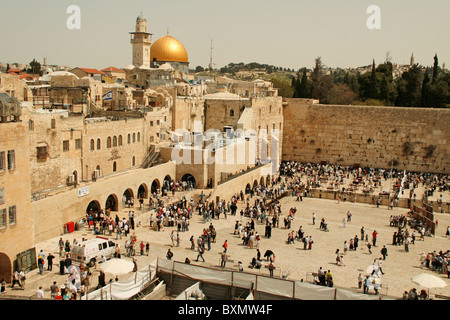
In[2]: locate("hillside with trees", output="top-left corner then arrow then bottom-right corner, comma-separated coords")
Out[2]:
201,55 -> 449,108
290,55 -> 449,108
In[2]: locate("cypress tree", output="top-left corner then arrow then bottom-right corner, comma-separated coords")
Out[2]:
432,54 -> 439,84
299,70 -> 310,98
421,72 -> 431,107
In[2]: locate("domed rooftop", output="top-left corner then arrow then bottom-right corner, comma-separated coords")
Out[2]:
40,71 -> 79,82
150,35 -> 188,63
136,14 -> 147,22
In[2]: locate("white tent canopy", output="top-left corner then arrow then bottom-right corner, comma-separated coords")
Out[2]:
99,258 -> 134,276
412,273 -> 447,289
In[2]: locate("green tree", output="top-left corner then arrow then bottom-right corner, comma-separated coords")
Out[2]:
395,64 -> 422,107
28,59 -> 41,75
195,66 -> 205,72
421,71 -> 431,106
432,54 -> 439,84
299,70 -> 312,98
325,83 -> 358,105
369,60 -> 380,99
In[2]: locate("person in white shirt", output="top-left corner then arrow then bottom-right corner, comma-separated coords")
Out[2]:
36,286 -> 44,299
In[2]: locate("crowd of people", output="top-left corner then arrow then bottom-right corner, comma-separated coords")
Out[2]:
8,161 -> 450,300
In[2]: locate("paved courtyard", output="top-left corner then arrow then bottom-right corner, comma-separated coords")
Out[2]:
5,191 -> 450,300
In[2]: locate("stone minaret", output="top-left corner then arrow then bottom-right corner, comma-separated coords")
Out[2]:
410,53 -> 415,67
130,14 -> 153,67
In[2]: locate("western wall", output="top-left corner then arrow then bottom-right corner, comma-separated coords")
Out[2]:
282,98 -> 450,174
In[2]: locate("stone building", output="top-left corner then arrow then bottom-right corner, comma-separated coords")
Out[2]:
0,94 -> 33,283
69,68 -> 105,82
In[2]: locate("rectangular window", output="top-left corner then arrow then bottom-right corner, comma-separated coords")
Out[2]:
75,138 -> 81,150
63,140 -> 69,152
36,146 -> 47,160
51,119 -> 56,129
0,209 -> 6,228
28,120 -> 34,131
7,150 -> 15,170
8,206 -> 16,225
0,151 -> 5,171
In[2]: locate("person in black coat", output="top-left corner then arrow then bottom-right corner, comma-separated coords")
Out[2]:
47,253 -> 55,271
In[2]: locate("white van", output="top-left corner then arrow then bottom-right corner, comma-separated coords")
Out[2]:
70,236 -> 116,267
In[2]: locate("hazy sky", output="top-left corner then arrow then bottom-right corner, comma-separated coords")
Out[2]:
1,0 -> 449,70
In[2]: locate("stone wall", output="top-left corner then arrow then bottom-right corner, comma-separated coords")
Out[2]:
0,120 -> 33,280
24,109 -> 84,193
282,99 -> 450,173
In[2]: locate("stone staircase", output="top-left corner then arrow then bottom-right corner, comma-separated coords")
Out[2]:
142,145 -> 160,168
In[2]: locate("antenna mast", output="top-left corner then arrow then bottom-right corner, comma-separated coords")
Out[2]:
209,37 -> 214,75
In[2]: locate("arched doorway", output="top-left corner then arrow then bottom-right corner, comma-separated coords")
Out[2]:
105,194 -> 118,212
122,188 -> 134,208
0,253 -> 11,284
163,175 -> 172,192
151,179 -> 160,195
138,184 -> 148,199
260,177 -> 265,187
245,183 -> 251,194
266,175 -> 271,186
253,180 -> 258,188
86,200 -> 101,214
181,174 -> 196,188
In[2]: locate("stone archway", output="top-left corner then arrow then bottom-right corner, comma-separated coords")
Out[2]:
245,183 -> 251,194
181,174 -> 196,188
122,188 -> 134,209
0,253 -> 12,284
260,176 -> 265,187
138,184 -> 148,199
163,175 -> 172,192
106,194 -> 118,212
86,200 -> 101,214
151,179 -> 160,195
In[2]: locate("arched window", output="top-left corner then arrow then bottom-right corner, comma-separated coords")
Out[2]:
230,109 -> 234,117
132,156 -> 136,167
137,132 -> 140,142
118,135 -> 123,146
113,161 -> 117,172
113,136 -> 117,147
90,139 -> 95,151
132,133 -> 136,143
97,138 -> 101,150
127,134 -> 131,144
107,137 -> 112,148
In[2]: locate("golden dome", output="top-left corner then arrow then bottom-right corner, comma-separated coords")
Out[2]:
150,35 -> 189,63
